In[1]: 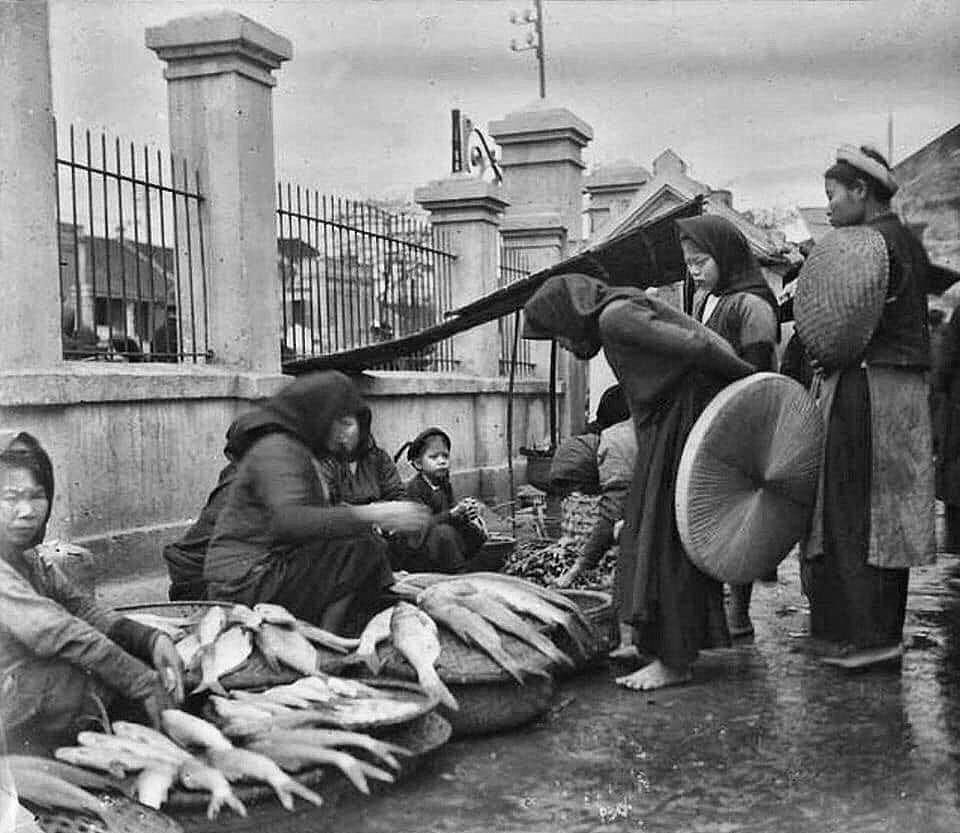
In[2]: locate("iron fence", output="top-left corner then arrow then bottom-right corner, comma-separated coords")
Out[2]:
55,124 -> 209,363
498,246 -> 536,376
277,185 -> 458,371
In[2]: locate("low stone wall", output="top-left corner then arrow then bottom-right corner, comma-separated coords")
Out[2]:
0,365 -> 556,583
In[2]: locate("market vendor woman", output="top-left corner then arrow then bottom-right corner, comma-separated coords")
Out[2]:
204,371 -> 429,633
0,430 -> 184,741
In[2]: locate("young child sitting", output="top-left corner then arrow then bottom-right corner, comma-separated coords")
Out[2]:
397,427 -> 487,573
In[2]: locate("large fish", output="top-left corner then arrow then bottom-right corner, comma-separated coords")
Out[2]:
175,633 -> 202,670
296,619 -> 360,654
246,739 -> 392,795
193,625 -> 253,696
197,606 -> 228,650
256,622 -> 318,675
7,765 -> 111,822
469,573 -> 595,632
230,691 -> 298,716
206,747 -> 324,811
389,602 -> 458,711
417,589 -> 532,684
134,764 -> 178,809
352,606 -> 395,673
3,755 -> 125,794
178,757 -> 247,819
161,710 -> 233,752
53,746 -> 130,778
76,731 -> 187,769
209,696 -> 275,723
111,722 -> 192,764
439,582 -> 574,669
226,603 -> 263,630
252,603 -> 298,627
248,729 -> 411,771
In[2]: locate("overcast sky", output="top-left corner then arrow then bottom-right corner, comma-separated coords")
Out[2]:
49,0 -> 960,213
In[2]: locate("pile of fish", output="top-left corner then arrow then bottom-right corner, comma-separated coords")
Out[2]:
502,539 -> 617,589
49,706 -> 413,818
354,572 -> 598,707
126,602 -> 360,696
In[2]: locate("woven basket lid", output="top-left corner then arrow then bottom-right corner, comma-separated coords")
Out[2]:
794,226 -> 889,369
675,373 -> 824,584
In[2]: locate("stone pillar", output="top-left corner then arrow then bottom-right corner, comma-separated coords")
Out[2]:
146,12 -> 291,373
489,103 -> 593,434
583,160 -> 649,240
0,0 -> 62,371
415,174 -> 508,377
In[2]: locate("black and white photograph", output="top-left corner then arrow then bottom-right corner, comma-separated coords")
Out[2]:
1,0 -> 959,830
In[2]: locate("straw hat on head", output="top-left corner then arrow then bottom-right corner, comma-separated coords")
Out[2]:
793,226 -> 889,371
675,373 -> 823,584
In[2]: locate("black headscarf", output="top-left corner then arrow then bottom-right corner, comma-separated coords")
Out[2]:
676,215 -> 779,321
0,430 -> 54,549
227,371 -> 370,462
522,273 -> 645,357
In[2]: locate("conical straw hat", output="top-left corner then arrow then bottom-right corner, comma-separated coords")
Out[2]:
675,373 -> 824,584
794,226 -> 889,370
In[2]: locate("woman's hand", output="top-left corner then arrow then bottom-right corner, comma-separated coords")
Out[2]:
150,634 -> 185,706
365,501 -> 431,535
140,673 -> 178,730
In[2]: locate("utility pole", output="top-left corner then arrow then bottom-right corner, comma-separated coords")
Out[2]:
510,0 -> 546,100
887,112 -> 894,165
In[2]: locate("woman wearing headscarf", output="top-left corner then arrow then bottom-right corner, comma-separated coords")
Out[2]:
676,215 -> 781,640
524,275 -> 754,690
801,145 -> 936,669
204,372 -> 429,633
0,430 -> 184,741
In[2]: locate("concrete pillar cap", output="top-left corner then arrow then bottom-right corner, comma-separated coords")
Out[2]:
146,11 -> 292,86
488,103 -> 593,147
415,175 -> 509,223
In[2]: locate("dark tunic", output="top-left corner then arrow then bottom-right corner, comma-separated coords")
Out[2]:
320,446 -> 404,506
396,473 -> 485,572
203,373 -> 395,628
523,276 -> 754,668
801,213 -> 931,649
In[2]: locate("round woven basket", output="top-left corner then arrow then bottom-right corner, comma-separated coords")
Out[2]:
794,226 -> 889,370
675,373 -> 824,584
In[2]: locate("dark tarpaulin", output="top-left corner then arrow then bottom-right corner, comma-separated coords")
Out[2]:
283,197 -> 705,375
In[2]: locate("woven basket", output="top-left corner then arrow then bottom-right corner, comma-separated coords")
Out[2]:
675,373 -> 824,584
440,675 -> 555,737
794,226 -> 889,370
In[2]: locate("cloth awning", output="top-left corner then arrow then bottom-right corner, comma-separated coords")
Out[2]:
283,197 -> 704,375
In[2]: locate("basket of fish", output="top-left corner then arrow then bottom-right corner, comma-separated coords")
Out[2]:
348,573 -> 598,735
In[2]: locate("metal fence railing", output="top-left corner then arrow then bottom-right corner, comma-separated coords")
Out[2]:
277,185 -> 458,372
498,246 -> 536,376
55,124 -> 209,363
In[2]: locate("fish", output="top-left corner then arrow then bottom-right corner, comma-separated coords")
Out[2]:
111,722 -> 192,764
175,633 -> 202,670
252,603 -> 298,627
121,613 -> 191,641
259,687 -> 314,710
193,625 -> 253,696
389,602 -> 458,711
230,691 -> 298,716
7,766 -> 110,822
295,619 -> 361,653
3,755 -> 125,794
197,606 -> 228,650
280,677 -> 336,703
464,580 -> 594,659
247,739 -> 392,795
352,606 -> 395,673
209,696 -> 275,723
75,731 -> 187,769
440,582 -> 575,669
134,764 -> 178,809
418,589 -> 531,684
206,747 -> 324,811
248,728 -> 412,771
161,709 -> 233,752
321,675 -> 381,699
53,746 -> 130,778
178,757 -> 247,819
226,603 -> 263,630
256,622 -> 318,675
469,573 -> 595,632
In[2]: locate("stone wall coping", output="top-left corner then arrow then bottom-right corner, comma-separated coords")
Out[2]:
415,175 -> 509,219
1,366 -> 554,407
489,105 -> 594,146
501,210 -> 565,235
146,11 -> 292,86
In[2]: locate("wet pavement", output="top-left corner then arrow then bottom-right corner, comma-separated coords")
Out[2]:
330,550 -> 960,833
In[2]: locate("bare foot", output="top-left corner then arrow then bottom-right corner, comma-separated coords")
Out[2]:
616,660 -> 692,691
